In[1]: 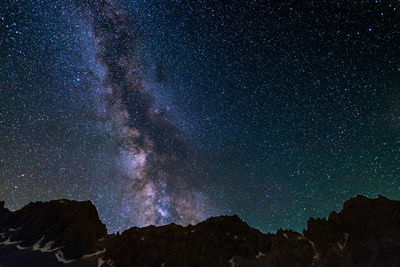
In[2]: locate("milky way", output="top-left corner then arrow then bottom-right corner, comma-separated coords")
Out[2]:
75,0 -> 208,227
1,0 -> 400,234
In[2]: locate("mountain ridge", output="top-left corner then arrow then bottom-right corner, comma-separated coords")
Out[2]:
0,194 -> 399,266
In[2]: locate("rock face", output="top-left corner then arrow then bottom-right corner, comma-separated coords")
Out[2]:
0,195 -> 399,267
304,195 -> 400,267
0,199 -> 107,267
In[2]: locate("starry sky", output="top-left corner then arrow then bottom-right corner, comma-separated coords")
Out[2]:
1,0 -> 399,233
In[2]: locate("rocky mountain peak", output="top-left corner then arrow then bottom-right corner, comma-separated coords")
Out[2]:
0,195 -> 399,266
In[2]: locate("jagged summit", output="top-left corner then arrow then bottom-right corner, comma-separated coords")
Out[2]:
0,195 -> 399,266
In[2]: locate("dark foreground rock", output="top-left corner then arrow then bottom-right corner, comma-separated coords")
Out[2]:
0,195 -> 399,267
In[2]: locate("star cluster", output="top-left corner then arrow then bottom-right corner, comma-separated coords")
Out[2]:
1,0 -> 399,233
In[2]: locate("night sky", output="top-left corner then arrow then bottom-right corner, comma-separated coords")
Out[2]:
1,0 -> 399,234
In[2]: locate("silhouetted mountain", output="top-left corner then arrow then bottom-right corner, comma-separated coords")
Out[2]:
0,195 -> 399,266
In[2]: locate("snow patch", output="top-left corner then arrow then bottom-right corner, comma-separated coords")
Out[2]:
32,236 -> 45,251
55,250 -> 75,264
233,235 -> 238,239
0,236 -> 21,245
40,241 -> 61,252
32,236 -> 61,252
0,234 -> 60,252
228,257 -> 235,267
82,249 -> 106,259
308,240 -> 319,263
344,232 -> 349,246
9,227 -> 21,232
337,232 -> 349,251
97,258 -> 105,267
313,252 -> 320,262
105,259 -> 115,267
256,251 -> 266,258
282,233 -> 288,239
17,244 -> 30,250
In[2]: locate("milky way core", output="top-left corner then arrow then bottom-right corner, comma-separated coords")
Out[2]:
77,0 -> 208,228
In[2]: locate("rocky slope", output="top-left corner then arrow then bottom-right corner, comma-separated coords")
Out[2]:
0,195 -> 399,267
